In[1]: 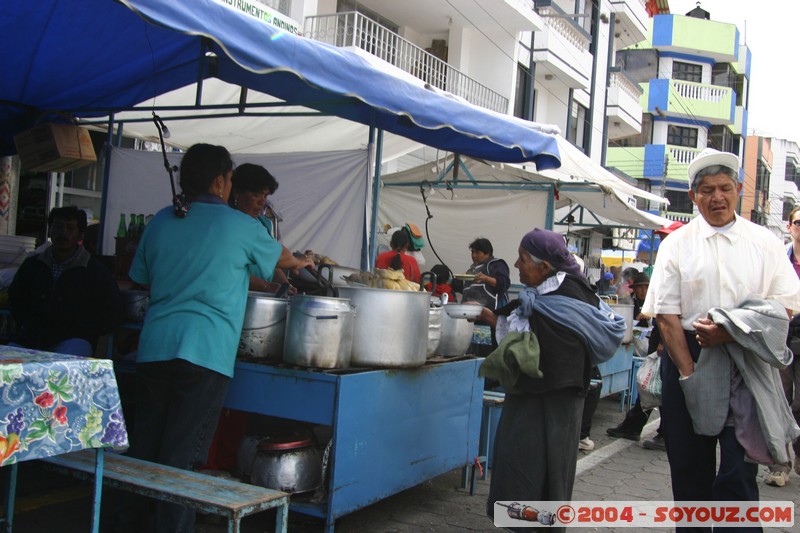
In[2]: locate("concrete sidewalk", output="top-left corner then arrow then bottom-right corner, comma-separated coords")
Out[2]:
9,395 -> 800,532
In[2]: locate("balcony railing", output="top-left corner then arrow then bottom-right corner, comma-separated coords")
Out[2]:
536,3 -> 591,52
668,146 -> 700,166
672,80 -> 729,103
609,71 -> 643,101
304,12 -> 509,114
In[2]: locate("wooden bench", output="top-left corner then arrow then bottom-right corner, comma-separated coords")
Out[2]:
41,449 -> 289,533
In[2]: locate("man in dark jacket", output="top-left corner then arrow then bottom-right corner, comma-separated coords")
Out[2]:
9,206 -> 122,356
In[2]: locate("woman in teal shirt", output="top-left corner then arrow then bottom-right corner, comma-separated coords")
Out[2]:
122,144 -> 288,532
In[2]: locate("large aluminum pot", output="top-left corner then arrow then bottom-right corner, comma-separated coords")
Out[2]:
121,289 -> 149,322
609,303 -> 634,344
337,286 -> 430,367
249,436 -> 322,493
238,292 -> 287,360
436,312 -> 475,357
427,305 -> 443,358
283,294 -> 355,368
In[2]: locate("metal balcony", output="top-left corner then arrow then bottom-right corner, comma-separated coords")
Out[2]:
304,12 -> 509,114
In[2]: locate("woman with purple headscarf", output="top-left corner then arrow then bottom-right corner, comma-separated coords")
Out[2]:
480,228 -> 625,528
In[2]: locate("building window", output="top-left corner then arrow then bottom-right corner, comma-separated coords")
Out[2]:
667,125 -> 698,148
568,102 -> 589,152
708,125 -> 733,153
784,199 -> 795,221
514,63 -> 534,120
786,161 -> 799,184
672,61 -> 702,83
665,189 -> 694,214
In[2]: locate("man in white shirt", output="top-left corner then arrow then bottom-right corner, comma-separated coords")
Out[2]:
642,148 -> 800,520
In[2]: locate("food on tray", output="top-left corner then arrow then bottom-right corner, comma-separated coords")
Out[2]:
342,269 -> 420,291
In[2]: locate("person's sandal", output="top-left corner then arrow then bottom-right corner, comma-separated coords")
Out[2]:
765,470 -> 790,487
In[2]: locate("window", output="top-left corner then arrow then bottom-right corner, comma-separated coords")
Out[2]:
708,125 -> 734,153
665,189 -> 694,214
672,61 -> 702,83
783,200 -> 795,221
785,161 -> 799,183
616,49 -> 659,84
667,126 -> 698,148
568,102 -> 589,153
514,63 -> 534,120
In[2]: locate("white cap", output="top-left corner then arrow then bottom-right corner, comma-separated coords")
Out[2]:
687,148 -> 740,188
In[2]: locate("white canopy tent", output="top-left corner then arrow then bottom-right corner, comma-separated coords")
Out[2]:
377,147 -> 669,283
103,148 -> 370,267
104,80 -> 425,162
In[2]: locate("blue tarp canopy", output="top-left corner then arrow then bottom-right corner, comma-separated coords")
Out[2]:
1,0 -> 561,166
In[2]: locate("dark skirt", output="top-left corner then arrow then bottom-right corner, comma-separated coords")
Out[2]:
487,388 -> 583,532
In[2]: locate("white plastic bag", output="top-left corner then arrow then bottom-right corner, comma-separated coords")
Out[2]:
632,326 -> 652,357
636,351 -> 662,409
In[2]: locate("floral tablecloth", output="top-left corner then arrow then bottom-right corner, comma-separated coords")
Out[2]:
0,346 -> 128,466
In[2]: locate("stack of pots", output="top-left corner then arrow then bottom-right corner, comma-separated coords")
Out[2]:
239,274 -> 451,369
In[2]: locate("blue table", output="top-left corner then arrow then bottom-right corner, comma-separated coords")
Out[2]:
0,346 -> 129,532
224,357 -> 483,533
598,343 -> 634,404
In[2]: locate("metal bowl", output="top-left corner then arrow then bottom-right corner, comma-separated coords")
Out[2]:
444,303 -> 483,319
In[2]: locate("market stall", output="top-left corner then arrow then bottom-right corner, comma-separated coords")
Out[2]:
225,358 -> 483,533
0,3 -> 566,530
0,2 -> 660,530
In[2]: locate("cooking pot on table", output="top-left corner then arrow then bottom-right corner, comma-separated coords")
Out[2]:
121,289 -> 149,322
427,303 -> 443,358
237,292 -> 288,360
436,310 -> 475,357
282,294 -> 355,368
247,434 -> 322,493
338,275 -> 432,368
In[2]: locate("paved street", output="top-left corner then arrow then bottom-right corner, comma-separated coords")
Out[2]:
8,395 -> 799,532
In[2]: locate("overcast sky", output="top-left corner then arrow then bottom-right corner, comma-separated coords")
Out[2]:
666,0 -> 797,141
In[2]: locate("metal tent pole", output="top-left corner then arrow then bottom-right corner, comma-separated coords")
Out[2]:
367,126 -> 384,270
97,114 -> 116,255
545,185 -> 555,230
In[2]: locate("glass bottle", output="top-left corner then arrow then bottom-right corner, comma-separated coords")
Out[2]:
128,214 -> 137,239
116,213 -> 127,238
136,214 -> 145,236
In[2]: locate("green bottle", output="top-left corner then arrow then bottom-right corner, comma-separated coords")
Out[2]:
127,214 -> 137,239
136,214 -> 145,236
116,213 -> 127,238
